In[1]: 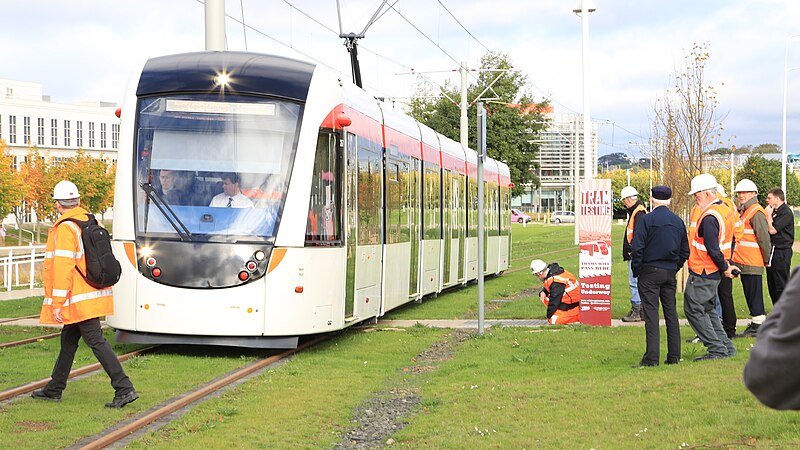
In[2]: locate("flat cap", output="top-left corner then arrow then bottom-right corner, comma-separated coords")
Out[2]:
651,185 -> 672,200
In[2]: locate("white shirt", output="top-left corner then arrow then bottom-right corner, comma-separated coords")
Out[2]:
209,192 -> 254,208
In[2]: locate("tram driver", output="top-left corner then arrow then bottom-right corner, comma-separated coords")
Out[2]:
157,169 -> 187,205
209,173 -> 254,208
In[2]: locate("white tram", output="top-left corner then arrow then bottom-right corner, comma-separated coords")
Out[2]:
107,51 -> 512,348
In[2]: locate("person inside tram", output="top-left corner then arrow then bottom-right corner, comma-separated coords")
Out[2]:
157,169 -> 187,205
209,173 -> 254,208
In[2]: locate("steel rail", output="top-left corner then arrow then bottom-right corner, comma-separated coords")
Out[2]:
0,346 -> 158,402
77,336 -> 328,450
0,331 -> 61,349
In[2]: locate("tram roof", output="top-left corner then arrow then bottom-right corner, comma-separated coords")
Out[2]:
137,51 -> 315,102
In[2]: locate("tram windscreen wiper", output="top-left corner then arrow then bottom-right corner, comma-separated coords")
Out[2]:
140,182 -> 193,241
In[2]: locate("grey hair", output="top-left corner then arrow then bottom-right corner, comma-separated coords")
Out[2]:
651,198 -> 671,207
57,199 -> 79,208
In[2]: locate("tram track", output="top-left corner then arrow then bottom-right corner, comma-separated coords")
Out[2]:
0,314 -> 40,324
0,346 -> 158,403
0,331 -> 61,349
73,335 -> 329,450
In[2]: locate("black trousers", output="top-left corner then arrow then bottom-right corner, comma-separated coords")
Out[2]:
741,274 -> 765,317
717,276 -> 736,338
43,317 -> 134,396
767,247 -> 793,305
637,266 -> 681,364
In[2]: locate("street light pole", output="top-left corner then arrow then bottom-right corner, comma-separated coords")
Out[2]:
575,0 -> 596,181
781,34 -> 800,195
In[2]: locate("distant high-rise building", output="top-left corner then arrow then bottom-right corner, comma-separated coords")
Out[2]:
515,110 -> 597,213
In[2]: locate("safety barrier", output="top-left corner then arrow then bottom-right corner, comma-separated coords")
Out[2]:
1,246 -> 46,292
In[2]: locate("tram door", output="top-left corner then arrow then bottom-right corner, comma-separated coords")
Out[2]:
344,132 -> 382,321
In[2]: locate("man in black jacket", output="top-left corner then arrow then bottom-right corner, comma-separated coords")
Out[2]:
764,188 -> 794,305
630,186 -> 690,367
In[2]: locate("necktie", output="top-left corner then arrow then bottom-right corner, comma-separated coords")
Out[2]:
226,197 -> 233,208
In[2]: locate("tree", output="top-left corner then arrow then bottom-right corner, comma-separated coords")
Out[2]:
735,155 -> 800,206
597,168 -> 653,212
651,42 -> 726,218
409,51 -> 548,197
753,143 -> 780,154
58,151 -> 115,216
598,152 -> 630,168
0,141 -> 26,220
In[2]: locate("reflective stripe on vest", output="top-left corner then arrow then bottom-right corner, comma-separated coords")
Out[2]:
544,271 -> 581,305
626,204 -> 647,244
732,203 -> 766,266
688,202 -> 734,274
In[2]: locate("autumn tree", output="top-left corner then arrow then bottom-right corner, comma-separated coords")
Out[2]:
409,51 -> 548,197
0,141 -> 26,222
651,42 -> 726,218
58,151 -> 116,217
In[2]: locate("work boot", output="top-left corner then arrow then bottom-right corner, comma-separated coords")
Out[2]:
105,390 -> 139,408
621,304 -> 643,322
734,322 -> 760,338
31,389 -> 61,402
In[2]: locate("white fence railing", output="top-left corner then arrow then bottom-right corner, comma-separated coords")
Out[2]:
1,245 -> 46,292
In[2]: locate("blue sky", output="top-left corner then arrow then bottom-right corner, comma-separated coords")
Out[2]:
2,0 -> 800,158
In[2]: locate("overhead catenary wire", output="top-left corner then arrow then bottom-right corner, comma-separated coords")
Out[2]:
197,0 -> 638,145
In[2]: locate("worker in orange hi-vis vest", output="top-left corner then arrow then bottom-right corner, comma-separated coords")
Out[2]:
732,179 -> 772,339
684,184 -> 743,343
30,181 -> 139,408
684,174 -> 740,362
531,259 -> 580,325
621,186 -> 647,322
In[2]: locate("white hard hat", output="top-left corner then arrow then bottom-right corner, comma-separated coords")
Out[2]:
620,186 -> 638,199
688,173 -> 718,195
716,184 -> 727,197
530,259 -> 547,274
734,179 -> 758,193
53,180 -> 80,200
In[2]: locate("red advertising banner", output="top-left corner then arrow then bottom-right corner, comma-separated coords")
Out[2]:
578,178 -> 612,326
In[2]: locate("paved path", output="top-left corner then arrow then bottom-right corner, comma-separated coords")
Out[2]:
375,318 -> 754,329
0,288 -> 43,301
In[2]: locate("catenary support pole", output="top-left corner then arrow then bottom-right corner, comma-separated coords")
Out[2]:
477,102 -> 486,335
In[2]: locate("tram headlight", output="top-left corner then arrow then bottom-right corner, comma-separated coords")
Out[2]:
140,247 -> 153,257
254,250 -> 266,261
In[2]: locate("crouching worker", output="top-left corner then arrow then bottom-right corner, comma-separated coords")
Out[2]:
531,259 -> 581,324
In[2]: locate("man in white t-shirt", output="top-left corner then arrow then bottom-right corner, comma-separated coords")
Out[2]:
209,173 -> 254,208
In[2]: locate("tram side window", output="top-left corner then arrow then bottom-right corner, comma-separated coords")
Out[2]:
423,164 -> 441,240
468,179 -> 478,238
357,144 -> 382,245
306,131 -> 341,244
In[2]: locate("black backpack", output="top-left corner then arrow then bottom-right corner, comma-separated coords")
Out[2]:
62,214 -> 122,289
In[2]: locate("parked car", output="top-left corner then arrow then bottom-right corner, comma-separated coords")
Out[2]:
511,208 -> 532,223
550,210 -> 575,224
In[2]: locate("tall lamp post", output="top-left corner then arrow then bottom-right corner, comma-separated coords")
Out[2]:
781,34 -> 800,195
574,0 -> 596,181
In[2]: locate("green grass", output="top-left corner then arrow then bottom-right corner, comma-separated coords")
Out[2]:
0,325 -> 57,344
1,222 -> 798,448
0,297 -> 44,318
0,343 -> 265,450
393,326 -> 800,449
125,327 -> 448,449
